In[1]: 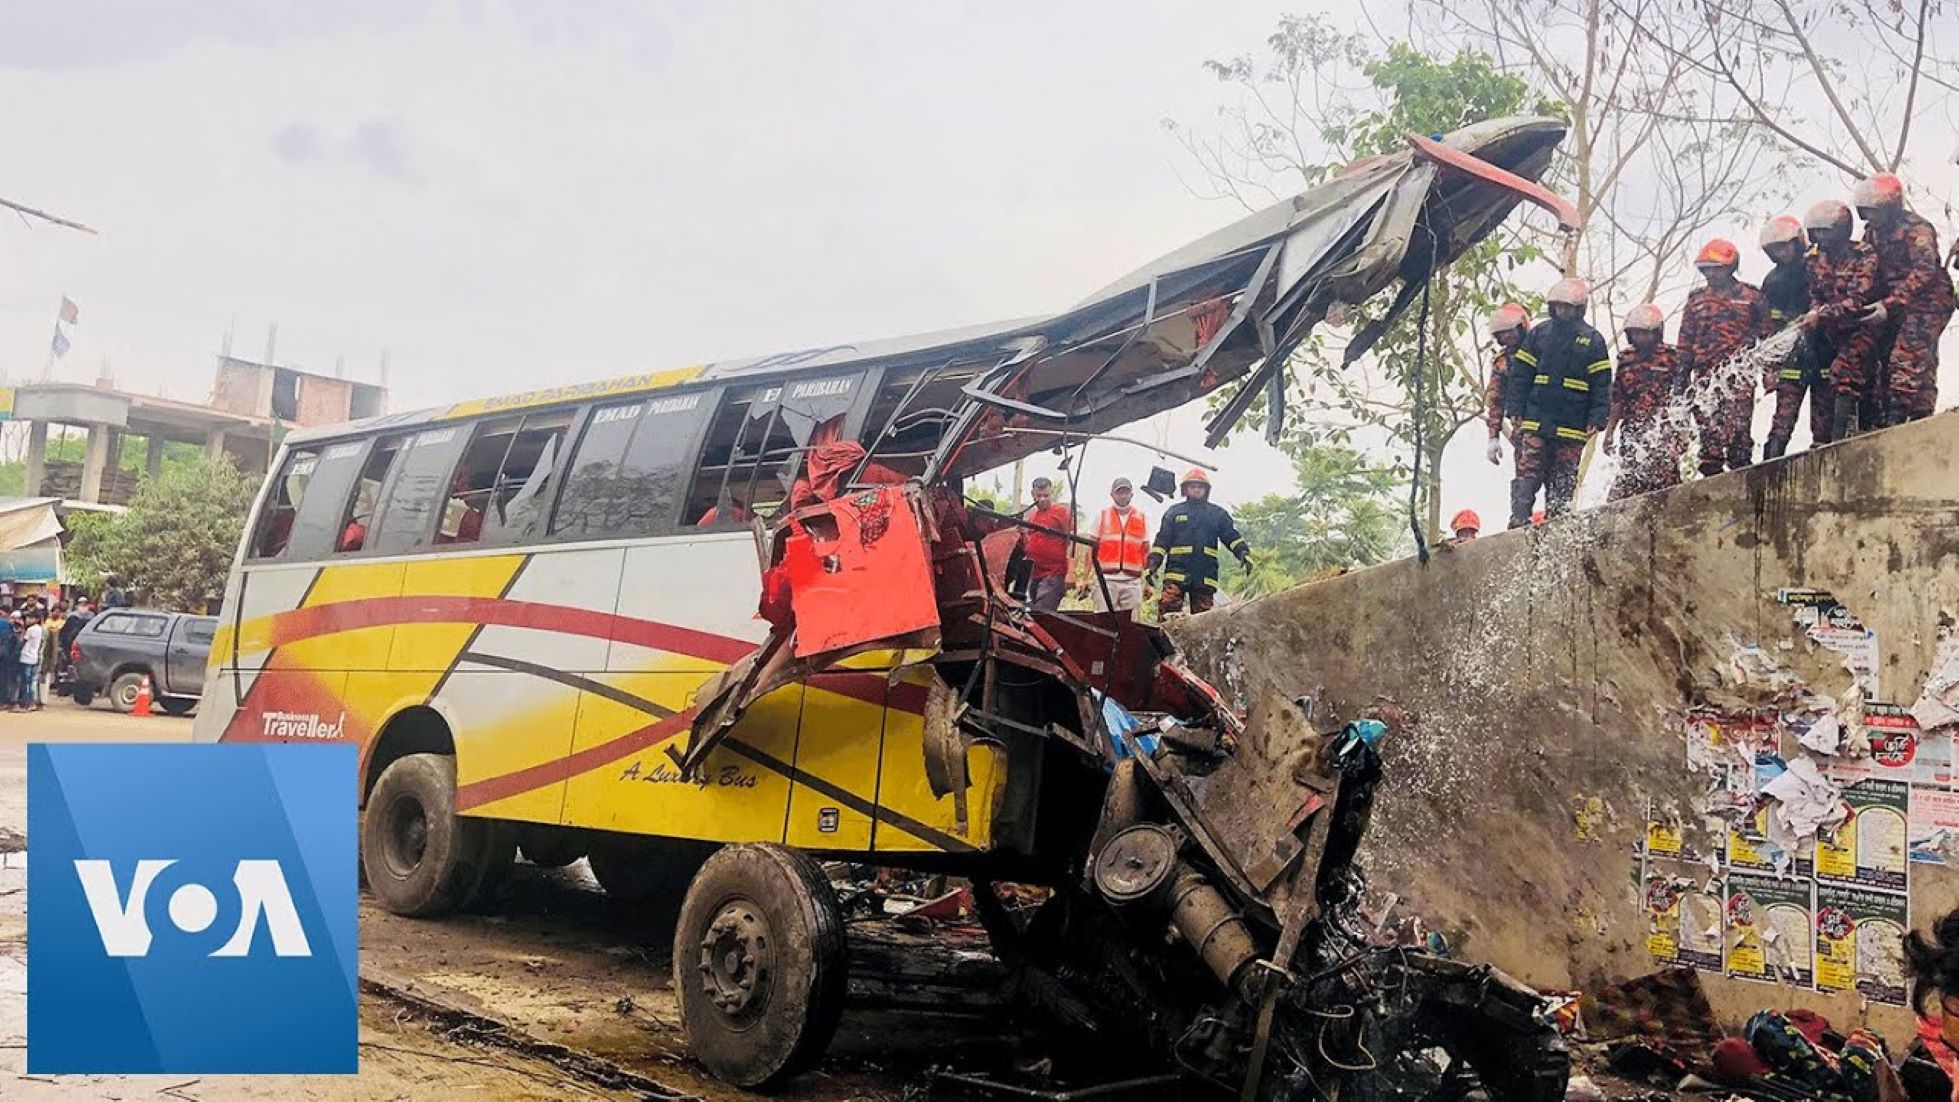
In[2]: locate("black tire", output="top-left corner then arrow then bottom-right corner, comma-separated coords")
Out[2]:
108,672 -> 147,713
362,754 -> 497,917
588,837 -> 714,903
158,696 -> 195,717
70,688 -> 95,707
517,825 -> 588,869
675,845 -> 847,1090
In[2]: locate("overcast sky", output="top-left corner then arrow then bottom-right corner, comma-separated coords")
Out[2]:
2,2 -> 1954,537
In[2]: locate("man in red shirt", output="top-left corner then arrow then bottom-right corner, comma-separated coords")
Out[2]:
1021,477 -> 1073,612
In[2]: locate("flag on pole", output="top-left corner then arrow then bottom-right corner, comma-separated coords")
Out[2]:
50,327 -> 70,358
58,297 -> 79,325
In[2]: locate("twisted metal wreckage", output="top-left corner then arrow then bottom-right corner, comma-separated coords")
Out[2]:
679,117 -> 1584,1099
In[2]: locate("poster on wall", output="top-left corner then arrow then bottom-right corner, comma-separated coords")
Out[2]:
1726,873 -> 1815,986
1909,787 -> 1959,867
1830,705 -> 1954,788
1815,885 -> 1909,1005
1643,871 -> 1723,972
1729,806 -> 1814,879
1778,588 -> 1880,698
1816,779 -> 1909,891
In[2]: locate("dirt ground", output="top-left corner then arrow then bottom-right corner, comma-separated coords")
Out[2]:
0,703 -> 1009,1101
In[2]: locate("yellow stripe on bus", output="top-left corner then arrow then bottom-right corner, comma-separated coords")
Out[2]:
440,366 -> 708,421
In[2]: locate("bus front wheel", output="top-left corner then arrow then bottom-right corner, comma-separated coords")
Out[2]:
675,844 -> 847,1090
363,753 -> 499,917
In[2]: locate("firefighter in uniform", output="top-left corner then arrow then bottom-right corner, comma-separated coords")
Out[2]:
1679,238 -> 1769,475
1800,199 -> 1882,441
1854,172 -> 1955,426
1602,303 -> 1683,500
1145,469 -> 1251,616
1484,302 -> 1531,468
1502,277 -> 1611,528
1759,215 -> 1826,459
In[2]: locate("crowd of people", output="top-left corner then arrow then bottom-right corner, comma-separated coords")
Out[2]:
0,592 -> 108,712
1485,171 -> 1954,529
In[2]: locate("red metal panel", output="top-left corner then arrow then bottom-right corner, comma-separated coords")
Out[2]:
779,485 -> 941,659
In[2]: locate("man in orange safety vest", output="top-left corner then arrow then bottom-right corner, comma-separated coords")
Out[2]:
1086,476 -> 1149,612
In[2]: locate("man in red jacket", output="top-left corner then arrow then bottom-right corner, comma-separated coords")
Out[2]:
1021,477 -> 1074,612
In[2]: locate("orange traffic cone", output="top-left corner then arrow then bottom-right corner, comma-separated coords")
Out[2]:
132,674 -> 154,718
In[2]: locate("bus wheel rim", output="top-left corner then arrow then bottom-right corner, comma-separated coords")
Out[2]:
384,796 -> 430,878
697,899 -> 773,1022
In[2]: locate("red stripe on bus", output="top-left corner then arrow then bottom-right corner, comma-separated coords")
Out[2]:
455,710 -> 695,810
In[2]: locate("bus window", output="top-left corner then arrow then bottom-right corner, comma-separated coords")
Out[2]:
551,391 -> 709,540
280,440 -> 368,561
435,416 -> 522,546
369,425 -> 470,555
684,374 -> 861,528
249,448 -> 321,559
337,435 -> 407,553
479,409 -> 573,545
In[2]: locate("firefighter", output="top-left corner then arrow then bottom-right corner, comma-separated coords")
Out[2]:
1145,469 -> 1251,616
1484,302 -> 1531,467
1088,476 -> 1149,612
1800,199 -> 1882,441
1758,215 -> 1825,459
1602,303 -> 1684,500
1854,172 -> 1956,426
1678,238 -> 1768,476
1448,509 -> 1481,543
1502,277 -> 1611,528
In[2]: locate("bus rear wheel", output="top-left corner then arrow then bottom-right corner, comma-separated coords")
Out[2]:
363,753 -> 498,917
674,844 -> 847,1090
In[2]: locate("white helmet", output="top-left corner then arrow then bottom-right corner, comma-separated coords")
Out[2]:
1803,199 -> 1852,234
1485,302 -> 1530,336
1545,277 -> 1590,307
1759,215 -> 1806,249
1623,303 -> 1665,333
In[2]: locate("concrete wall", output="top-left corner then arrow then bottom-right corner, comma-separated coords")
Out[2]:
1171,411 -> 1959,1035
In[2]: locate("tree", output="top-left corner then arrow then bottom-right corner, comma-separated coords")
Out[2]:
1221,442 -> 1408,598
1167,28 -> 1557,539
69,456 -> 256,611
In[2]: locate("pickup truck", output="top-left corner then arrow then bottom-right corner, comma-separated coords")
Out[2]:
68,609 -> 217,714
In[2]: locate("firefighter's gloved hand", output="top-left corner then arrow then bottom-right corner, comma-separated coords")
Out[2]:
1860,302 -> 1889,327
1485,437 -> 1502,465
1237,553 -> 1254,571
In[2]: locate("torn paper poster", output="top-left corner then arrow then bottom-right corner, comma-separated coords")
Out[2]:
1779,588 -> 1881,698
1645,865 -> 1724,972
1815,884 -> 1908,1005
1763,755 -> 1849,856
1685,708 -> 1779,775
1730,806 -> 1814,879
1815,779 -> 1908,891
1729,642 -> 1806,697
1911,627 -> 1959,733
1726,872 -> 1814,986
1909,787 -> 1959,867
1792,708 -> 1842,757
1829,704 -> 1956,787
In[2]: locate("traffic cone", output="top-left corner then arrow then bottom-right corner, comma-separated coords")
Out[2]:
132,674 -> 153,718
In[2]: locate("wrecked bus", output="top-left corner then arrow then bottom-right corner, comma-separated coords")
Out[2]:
195,115 -> 1579,1097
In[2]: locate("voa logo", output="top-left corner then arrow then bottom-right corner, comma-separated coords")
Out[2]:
75,859 -> 312,958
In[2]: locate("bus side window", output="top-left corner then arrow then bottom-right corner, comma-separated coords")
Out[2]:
435,416 -> 522,546
337,436 -> 407,553
551,391 -> 709,540
369,426 -> 471,555
683,374 -> 860,528
249,448 -> 321,559
479,409 -> 573,546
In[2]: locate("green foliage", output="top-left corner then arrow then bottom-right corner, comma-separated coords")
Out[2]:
71,456 -> 255,611
1221,442 -> 1407,599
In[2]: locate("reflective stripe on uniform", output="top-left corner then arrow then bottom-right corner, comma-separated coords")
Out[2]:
1533,374 -> 1550,385
1202,546 -> 1219,558
1561,378 -> 1589,392
1168,546 -> 1194,555
1587,359 -> 1611,374
1556,426 -> 1588,441
1520,419 -> 1541,431
1778,368 -> 1805,380
1514,349 -> 1539,365
1162,571 -> 1186,583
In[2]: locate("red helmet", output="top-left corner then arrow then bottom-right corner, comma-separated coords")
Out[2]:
1624,303 -> 1665,333
1803,199 -> 1853,234
1485,302 -> 1530,336
1545,277 -> 1590,307
1852,173 -> 1905,209
1694,238 -> 1740,268
1449,509 -> 1481,534
1181,468 -> 1211,488
1759,215 -> 1806,250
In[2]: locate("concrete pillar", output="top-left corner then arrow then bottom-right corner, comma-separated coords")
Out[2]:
146,434 -> 165,480
103,430 -> 123,487
23,421 -> 48,497
204,429 -> 227,465
79,424 -> 111,504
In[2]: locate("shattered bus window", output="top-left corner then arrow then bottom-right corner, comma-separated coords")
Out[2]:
685,373 -> 861,527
